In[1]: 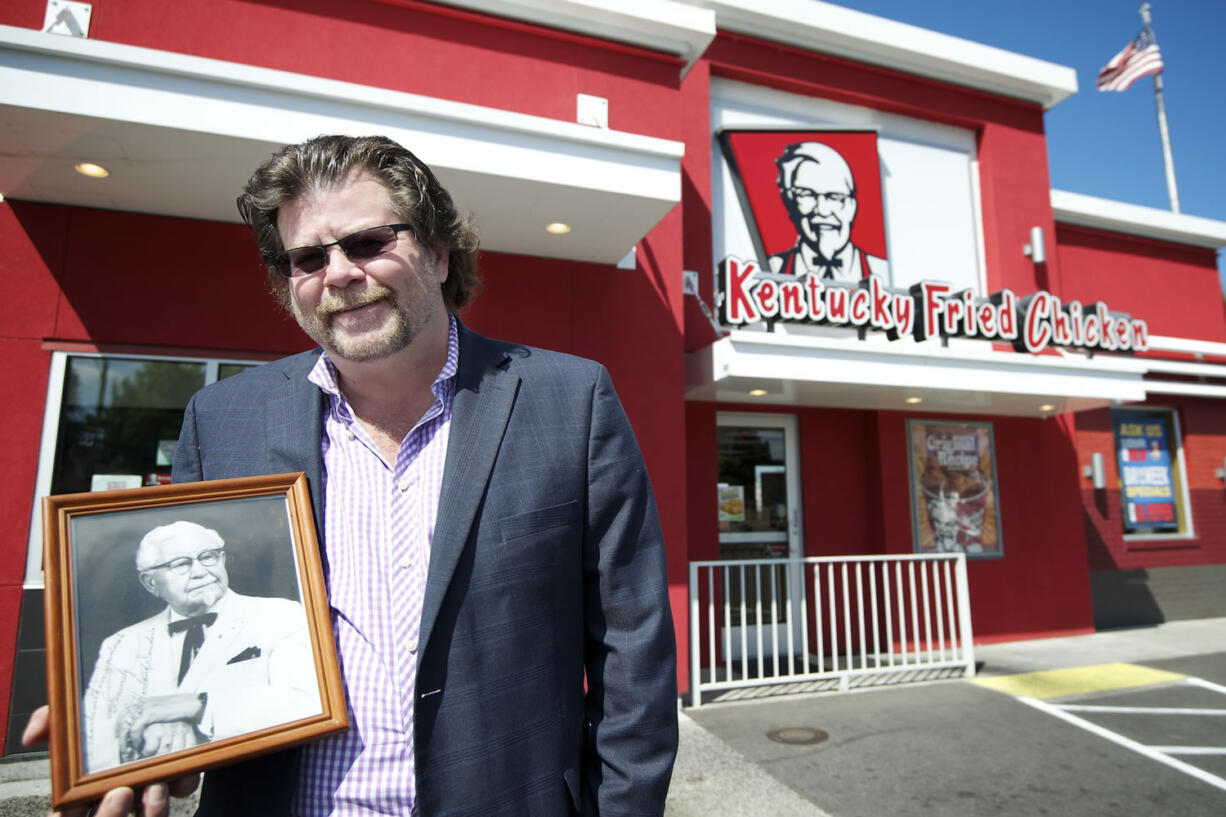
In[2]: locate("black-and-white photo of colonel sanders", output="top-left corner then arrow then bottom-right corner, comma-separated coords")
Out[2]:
81,521 -> 321,772
768,141 -> 889,281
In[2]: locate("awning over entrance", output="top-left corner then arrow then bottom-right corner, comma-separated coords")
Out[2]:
686,329 -> 1150,417
0,25 -> 683,265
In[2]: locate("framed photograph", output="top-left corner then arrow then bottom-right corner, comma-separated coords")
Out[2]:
906,420 -> 1004,559
42,473 -> 347,809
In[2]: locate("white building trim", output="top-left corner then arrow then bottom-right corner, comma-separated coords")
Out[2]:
437,0 -> 716,74
687,330 -> 1149,417
1052,190 -> 1226,250
676,0 -> 1077,109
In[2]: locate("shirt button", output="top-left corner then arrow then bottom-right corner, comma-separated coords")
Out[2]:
407,637 -> 418,654
345,429 -> 356,441
397,479 -> 410,492
398,559 -> 411,570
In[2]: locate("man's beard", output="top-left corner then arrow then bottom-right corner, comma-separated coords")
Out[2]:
295,283 -> 423,363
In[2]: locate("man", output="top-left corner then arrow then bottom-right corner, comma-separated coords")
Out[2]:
82,521 -> 320,773
768,141 -> 889,281
35,134 -> 675,816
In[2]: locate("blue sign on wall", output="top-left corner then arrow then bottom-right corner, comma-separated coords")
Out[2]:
1113,412 -> 1178,533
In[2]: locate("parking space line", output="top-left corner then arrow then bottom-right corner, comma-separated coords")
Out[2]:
1187,677 -> 1226,695
1152,746 -> 1226,756
1018,694 -> 1226,793
1059,704 -> 1226,716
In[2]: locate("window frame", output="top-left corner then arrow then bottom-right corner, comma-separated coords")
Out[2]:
24,350 -> 263,587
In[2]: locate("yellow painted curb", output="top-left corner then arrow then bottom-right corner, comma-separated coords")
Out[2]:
973,663 -> 1184,700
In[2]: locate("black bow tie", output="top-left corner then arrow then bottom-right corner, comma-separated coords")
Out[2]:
813,256 -> 841,279
168,613 -> 217,635
169,613 -> 217,683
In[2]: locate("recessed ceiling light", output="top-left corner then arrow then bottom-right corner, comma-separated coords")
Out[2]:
905,396 -> 923,404
545,222 -> 571,234
748,388 -> 768,397
74,162 -> 110,178
1039,403 -> 1056,412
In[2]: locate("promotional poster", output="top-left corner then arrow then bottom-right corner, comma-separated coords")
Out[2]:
908,420 -> 1003,558
1114,411 -> 1180,533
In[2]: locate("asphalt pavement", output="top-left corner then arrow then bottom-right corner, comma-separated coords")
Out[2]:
3,618 -> 1223,816
676,617 -> 1226,816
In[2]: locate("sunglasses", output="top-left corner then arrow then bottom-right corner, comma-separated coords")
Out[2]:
273,223 -> 415,278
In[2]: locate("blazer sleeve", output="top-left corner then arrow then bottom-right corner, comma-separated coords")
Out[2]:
172,393 -> 204,484
581,365 -> 678,815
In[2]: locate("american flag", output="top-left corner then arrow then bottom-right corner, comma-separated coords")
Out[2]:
1097,28 -> 1164,92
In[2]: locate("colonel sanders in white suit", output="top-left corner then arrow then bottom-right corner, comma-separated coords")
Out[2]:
82,521 -> 321,773
768,141 -> 889,281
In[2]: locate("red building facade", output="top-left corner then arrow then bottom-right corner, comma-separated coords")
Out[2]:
2,0 -> 1224,750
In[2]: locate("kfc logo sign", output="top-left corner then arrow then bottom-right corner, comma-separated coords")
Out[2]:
720,129 -> 888,282
717,129 -> 1148,355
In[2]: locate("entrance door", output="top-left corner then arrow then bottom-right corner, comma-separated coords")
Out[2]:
716,413 -> 803,661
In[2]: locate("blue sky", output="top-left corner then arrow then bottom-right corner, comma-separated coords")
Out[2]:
828,0 -> 1226,289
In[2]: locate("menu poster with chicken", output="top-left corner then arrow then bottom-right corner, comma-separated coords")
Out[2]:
717,484 -> 746,523
907,420 -> 1003,558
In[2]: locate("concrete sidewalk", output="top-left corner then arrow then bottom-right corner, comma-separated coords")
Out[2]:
3,618 -> 1222,816
972,616 -> 1226,676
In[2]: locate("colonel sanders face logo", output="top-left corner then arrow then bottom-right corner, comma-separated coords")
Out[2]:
777,142 -> 858,264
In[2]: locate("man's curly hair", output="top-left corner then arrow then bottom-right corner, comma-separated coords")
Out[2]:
237,135 -> 481,312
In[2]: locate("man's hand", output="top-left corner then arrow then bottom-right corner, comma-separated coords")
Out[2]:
22,705 -> 200,817
135,722 -> 199,759
117,693 -> 206,761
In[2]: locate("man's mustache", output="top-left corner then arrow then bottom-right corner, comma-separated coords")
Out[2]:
318,286 -> 394,318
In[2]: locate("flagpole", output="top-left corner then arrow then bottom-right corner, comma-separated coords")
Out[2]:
1140,2 -> 1180,213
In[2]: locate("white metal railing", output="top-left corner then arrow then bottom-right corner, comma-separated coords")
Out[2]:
688,554 -> 975,707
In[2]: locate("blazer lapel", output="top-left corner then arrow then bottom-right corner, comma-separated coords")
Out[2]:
417,327 -> 519,653
269,354 -> 327,541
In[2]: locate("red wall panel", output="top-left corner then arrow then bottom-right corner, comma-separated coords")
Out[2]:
798,409 -> 877,556
1055,225 -> 1226,342
0,339 -> 53,742
0,202 -> 65,340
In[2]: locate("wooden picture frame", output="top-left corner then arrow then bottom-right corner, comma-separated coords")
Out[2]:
42,473 -> 346,809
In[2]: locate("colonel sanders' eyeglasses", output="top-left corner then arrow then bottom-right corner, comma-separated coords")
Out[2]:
783,188 -> 852,213
273,223 -> 415,278
142,548 -> 225,575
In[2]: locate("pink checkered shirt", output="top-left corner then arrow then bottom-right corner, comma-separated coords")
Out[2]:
294,316 -> 458,816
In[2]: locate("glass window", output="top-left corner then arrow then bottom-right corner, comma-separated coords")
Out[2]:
218,362 -> 257,380
51,358 -> 206,494
718,426 -> 789,551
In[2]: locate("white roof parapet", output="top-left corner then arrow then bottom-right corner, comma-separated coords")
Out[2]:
674,0 -> 1077,109
1051,190 -> 1226,250
1147,335 -> 1226,359
436,0 -> 716,74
